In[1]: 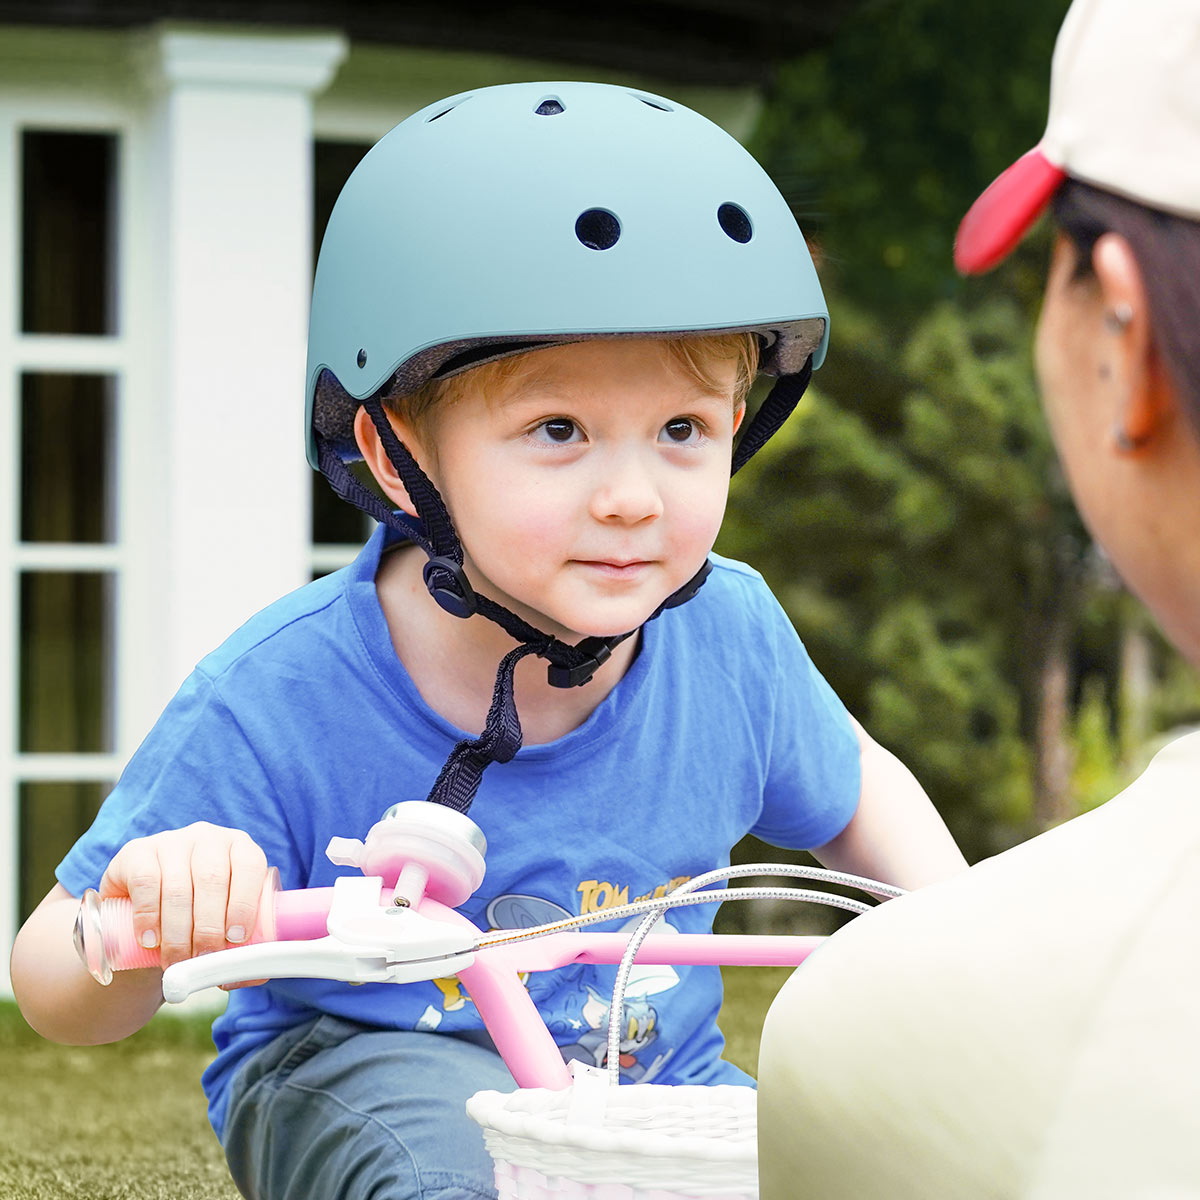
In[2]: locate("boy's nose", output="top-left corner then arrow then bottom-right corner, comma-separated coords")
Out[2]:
589,455 -> 664,524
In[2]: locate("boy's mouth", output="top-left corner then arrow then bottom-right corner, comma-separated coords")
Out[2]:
573,558 -> 654,577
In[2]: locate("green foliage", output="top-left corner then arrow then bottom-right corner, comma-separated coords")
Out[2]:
716,0 -> 1200,856
1146,627 -> 1200,738
751,0 -> 1072,318
1071,676 -> 1126,813
722,287 -> 1090,858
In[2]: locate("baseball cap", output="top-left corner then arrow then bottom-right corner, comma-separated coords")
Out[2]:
955,0 -> 1200,275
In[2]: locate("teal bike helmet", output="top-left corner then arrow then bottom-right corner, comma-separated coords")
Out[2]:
306,81 -> 829,811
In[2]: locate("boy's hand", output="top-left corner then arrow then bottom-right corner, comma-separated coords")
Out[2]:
99,823 -> 269,976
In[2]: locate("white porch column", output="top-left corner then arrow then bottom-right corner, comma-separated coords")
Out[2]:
140,28 -> 347,693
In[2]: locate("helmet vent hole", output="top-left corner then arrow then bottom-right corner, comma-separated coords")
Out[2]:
535,98 -> 565,116
426,100 -> 465,123
575,209 -> 621,251
357,349 -> 368,368
633,94 -> 673,112
718,203 -> 753,244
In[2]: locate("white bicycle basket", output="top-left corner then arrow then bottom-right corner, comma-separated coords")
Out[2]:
467,1077 -> 758,1200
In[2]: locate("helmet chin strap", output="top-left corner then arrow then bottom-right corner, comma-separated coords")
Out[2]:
317,359 -> 811,813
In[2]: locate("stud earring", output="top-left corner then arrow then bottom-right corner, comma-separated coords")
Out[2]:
1104,303 -> 1133,333
1112,424 -> 1148,454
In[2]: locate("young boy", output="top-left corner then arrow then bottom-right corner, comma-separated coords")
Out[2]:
12,82 -> 966,1199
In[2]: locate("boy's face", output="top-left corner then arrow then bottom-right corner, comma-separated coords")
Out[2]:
405,338 -> 744,642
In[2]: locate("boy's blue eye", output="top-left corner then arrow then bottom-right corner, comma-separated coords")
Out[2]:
662,419 -> 700,444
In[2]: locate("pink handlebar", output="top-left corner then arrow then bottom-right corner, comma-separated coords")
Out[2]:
76,874 -> 821,1090
74,870 -> 341,983
80,874 -> 821,977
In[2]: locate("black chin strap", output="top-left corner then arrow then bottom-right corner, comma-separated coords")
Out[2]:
731,358 -> 813,475
317,359 -> 811,813
425,642 -> 545,813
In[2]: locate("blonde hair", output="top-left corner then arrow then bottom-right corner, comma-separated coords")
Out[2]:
383,332 -> 761,429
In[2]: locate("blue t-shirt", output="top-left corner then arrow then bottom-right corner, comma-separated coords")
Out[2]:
58,525 -> 860,1135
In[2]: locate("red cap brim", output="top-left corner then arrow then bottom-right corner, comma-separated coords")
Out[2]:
954,148 -> 1066,275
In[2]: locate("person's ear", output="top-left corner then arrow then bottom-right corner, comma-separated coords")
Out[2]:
352,405 -> 424,517
732,400 -> 747,437
1092,233 -> 1173,456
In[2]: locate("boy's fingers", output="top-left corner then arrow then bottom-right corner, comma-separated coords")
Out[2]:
157,839 -> 196,968
220,978 -> 270,992
190,837 -> 234,958
225,835 -> 269,945
100,840 -> 164,953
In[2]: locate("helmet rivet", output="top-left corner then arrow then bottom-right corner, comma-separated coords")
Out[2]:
357,349 -> 368,368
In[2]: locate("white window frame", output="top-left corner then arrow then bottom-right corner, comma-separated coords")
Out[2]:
0,69 -> 161,992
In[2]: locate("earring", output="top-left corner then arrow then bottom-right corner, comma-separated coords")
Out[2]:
1104,303 -> 1133,333
1112,424 -> 1148,454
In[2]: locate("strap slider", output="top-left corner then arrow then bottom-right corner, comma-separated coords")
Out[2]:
422,556 -> 477,618
546,637 -> 615,689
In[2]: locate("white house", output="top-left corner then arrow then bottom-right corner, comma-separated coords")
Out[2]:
0,4 -> 832,991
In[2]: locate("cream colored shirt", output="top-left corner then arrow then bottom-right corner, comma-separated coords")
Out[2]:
757,733 -> 1200,1199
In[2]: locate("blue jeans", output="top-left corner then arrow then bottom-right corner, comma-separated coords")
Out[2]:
222,1016 -> 517,1200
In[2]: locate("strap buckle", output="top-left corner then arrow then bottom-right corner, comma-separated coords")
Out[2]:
545,637 -> 616,689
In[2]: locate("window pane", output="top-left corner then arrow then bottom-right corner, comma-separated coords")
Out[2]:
19,781 -> 110,922
21,373 -> 116,544
20,572 -> 114,753
21,130 -> 118,335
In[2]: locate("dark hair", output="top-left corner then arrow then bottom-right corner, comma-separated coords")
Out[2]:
1051,179 -> 1200,435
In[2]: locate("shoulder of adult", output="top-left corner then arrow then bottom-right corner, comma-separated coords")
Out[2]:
758,727 -> 1200,1198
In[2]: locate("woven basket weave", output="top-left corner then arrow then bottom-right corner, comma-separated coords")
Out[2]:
466,1083 -> 757,1200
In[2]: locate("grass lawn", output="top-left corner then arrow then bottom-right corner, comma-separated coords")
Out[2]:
0,965 -> 794,1198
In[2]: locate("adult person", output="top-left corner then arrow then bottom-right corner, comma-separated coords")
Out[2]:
757,0 -> 1200,1195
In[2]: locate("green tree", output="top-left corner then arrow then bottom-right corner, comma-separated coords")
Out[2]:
722,290 -> 1088,858
751,0 -> 1071,320
715,0 -> 1184,860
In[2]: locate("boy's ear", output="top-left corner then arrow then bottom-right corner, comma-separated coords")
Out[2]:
732,401 -> 747,436
352,406 -> 421,518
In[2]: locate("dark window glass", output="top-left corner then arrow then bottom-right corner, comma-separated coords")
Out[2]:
19,572 -> 114,753
21,373 -> 116,544
21,130 -> 118,335
19,781 -> 110,921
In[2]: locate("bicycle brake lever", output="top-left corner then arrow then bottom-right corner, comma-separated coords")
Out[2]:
160,874 -> 477,1003
161,937 -> 396,1002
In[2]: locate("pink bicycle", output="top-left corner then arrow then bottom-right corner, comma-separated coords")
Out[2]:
75,802 -> 901,1199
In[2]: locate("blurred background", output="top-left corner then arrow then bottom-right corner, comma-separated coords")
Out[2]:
3,0 -> 1196,986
